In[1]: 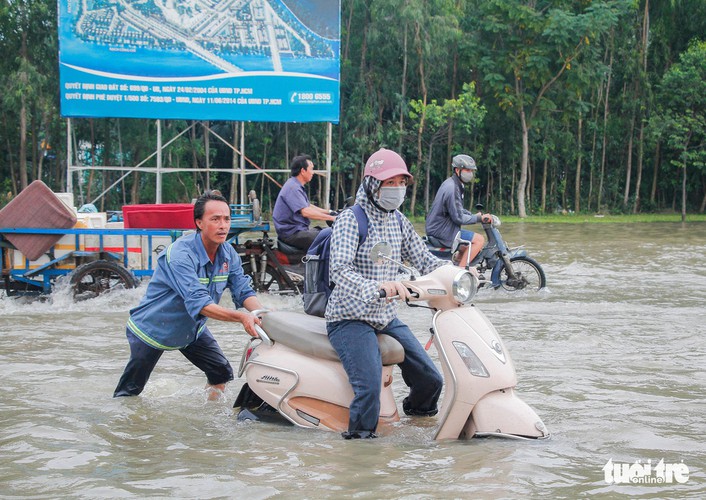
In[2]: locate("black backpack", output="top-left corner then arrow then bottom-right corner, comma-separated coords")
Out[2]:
302,204 -> 402,317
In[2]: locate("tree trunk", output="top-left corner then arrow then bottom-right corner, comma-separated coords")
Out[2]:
633,0 -> 649,214
131,171 -> 140,205
633,122 -> 645,213
398,25 -> 408,152
623,112 -> 635,208
575,113 -> 583,213
424,141 -> 433,212
191,121 -> 198,170
550,160 -> 556,211
410,21 -> 427,216
598,30 -> 614,212
517,105 -> 529,217
446,45 -> 459,179
681,133 -> 691,222
19,32 -> 29,191
336,0 -> 356,174
541,156 -> 548,213
510,164 -> 516,214
31,113 -> 38,182
36,112 -> 48,184
681,157 -> 686,223
650,140 -> 661,205
588,87 -> 601,211
497,162 -> 503,215
19,94 -> 30,190
4,113 -> 18,195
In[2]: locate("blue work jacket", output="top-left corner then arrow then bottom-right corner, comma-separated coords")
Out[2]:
127,232 -> 256,350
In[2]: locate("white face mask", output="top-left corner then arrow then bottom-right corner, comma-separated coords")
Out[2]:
377,186 -> 406,211
460,170 -> 475,184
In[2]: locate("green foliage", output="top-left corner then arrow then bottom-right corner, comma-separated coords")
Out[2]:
1,0 -> 705,217
654,40 -> 706,169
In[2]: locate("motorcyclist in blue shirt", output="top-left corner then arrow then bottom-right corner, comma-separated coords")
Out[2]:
426,154 -> 492,266
272,154 -> 336,251
114,191 -> 265,400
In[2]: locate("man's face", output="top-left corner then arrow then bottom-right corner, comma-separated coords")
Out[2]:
457,167 -> 475,184
302,160 -> 315,184
196,200 -> 231,247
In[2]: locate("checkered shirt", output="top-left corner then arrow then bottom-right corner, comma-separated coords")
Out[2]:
325,184 -> 448,330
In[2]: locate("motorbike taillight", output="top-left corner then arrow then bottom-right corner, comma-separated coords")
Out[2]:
245,346 -> 254,361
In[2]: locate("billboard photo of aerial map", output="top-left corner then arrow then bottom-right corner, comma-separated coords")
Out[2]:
58,0 -> 341,122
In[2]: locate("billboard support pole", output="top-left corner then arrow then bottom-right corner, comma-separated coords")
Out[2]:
204,120 -> 210,190
66,118 -> 73,193
239,122 -> 246,205
156,119 -> 163,204
325,122 -> 332,209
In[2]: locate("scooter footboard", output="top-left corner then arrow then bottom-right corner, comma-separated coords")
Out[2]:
466,389 -> 549,440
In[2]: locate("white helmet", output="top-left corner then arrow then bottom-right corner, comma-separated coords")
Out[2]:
452,154 -> 477,171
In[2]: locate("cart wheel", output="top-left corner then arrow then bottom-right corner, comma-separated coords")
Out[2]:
70,260 -> 136,301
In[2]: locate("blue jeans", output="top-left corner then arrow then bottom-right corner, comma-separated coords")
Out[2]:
327,318 -> 443,433
113,326 -> 234,397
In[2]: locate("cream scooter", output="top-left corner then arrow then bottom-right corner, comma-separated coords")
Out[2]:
234,243 -> 549,440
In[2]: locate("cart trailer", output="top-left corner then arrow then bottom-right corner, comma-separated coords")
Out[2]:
1,204 -> 269,300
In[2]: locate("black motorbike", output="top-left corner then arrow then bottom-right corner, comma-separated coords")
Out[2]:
232,232 -> 305,294
231,195 -> 349,295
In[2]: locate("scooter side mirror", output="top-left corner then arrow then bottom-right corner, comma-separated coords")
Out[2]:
370,241 -> 393,265
369,241 -> 418,280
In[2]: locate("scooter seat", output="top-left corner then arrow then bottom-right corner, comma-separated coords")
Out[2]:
260,311 -> 405,365
424,234 -> 447,249
276,238 -> 304,255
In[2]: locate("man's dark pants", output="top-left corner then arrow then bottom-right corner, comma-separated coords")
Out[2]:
114,327 -> 234,397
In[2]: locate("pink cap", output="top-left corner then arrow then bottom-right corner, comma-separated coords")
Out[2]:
364,148 -> 413,181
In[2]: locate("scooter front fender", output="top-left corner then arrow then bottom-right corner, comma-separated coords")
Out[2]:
432,307 -> 519,440
490,249 -> 528,287
466,389 -> 549,440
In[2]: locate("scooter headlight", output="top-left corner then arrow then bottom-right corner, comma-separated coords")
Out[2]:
453,341 -> 489,377
452,270 -> 478,304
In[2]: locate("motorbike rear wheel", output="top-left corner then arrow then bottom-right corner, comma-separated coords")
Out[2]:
498,256 -> 546,291
241,261 -> 291,293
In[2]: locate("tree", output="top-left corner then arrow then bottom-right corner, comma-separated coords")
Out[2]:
652,40 -> 706,221
0,0 -> 57,191
473,0 -> 622,217
408,83 -> 486,211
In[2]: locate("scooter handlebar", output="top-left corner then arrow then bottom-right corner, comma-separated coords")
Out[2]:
377,287 -> 419,300
253,324 -> 273,346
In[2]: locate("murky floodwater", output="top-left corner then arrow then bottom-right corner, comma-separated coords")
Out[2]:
1,222 -> 705,498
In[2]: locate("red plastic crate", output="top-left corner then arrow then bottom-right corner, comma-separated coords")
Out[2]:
122,204 -> 196,229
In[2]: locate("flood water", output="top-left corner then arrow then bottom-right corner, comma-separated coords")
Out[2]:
1,222 -> 705,498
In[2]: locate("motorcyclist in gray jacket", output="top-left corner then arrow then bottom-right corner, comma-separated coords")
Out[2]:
425,154 -> 492,266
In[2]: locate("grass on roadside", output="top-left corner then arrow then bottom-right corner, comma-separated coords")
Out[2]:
407,213 -> 706,224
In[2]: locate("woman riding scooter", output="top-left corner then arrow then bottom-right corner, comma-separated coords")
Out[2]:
326,148 -> 449,439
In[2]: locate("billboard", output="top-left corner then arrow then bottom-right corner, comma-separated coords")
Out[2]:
58,0 -> 341,123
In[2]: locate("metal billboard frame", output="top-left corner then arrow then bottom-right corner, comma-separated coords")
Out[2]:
65,119 -> 333,209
